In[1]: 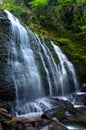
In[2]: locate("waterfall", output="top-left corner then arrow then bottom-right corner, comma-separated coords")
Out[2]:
4,10 -> 79,115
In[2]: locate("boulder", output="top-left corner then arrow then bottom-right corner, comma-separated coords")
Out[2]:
43,97 -> 78,121
40,116 -> 68,130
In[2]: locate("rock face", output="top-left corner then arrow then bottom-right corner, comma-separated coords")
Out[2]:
0,11 -> 16,101
73,84 -> 86,106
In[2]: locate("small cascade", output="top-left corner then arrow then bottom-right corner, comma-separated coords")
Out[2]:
4,10 -> 79,115
50,41 -> 78,96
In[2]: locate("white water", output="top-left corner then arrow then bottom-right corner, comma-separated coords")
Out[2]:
67,126 -> 78,130
4,10 -> 79,115
51,41 -> 79,96
66,124 -> 86,130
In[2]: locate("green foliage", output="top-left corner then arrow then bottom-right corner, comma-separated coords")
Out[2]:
83,9 -> 86,22
58,0 -> 73,5
80,25 -> 86,31
0,0 -> 86,83
54,0 -> 73,13
58,38 -> 72,45
55,0 -> 85,13
76,0 -> 85,2
28,0 -> 48,9
0,0 -> 28,17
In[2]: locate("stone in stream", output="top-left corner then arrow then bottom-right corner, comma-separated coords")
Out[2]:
40,114 -> 68,130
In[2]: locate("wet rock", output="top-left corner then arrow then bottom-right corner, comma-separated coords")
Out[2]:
17,113 -> 68,130
43,97 -> 78,121
81,83 -> 86,92
73,92 -> 86,106
40,117 -> 68,130
13,121 -> 26,130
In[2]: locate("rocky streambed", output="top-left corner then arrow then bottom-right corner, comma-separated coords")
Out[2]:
0,93 -> 86,130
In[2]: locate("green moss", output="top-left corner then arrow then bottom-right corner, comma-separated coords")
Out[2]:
52,107 -> 66,120
72,108 -> 86,123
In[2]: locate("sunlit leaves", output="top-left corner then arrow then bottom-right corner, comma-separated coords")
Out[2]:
76,0 -> 85,2
28,0 -> 48,8
0,0 -> 28,17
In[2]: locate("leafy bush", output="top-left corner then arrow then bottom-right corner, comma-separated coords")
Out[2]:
0,0 -> 28,17
28,0 -> 48,9
55,0 -> 73,13
76,0 -> 85,2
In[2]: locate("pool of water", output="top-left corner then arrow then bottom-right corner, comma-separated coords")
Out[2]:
66,123 -> 86,130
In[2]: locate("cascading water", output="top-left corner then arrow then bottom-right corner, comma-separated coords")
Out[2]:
4,10 -> 79,115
